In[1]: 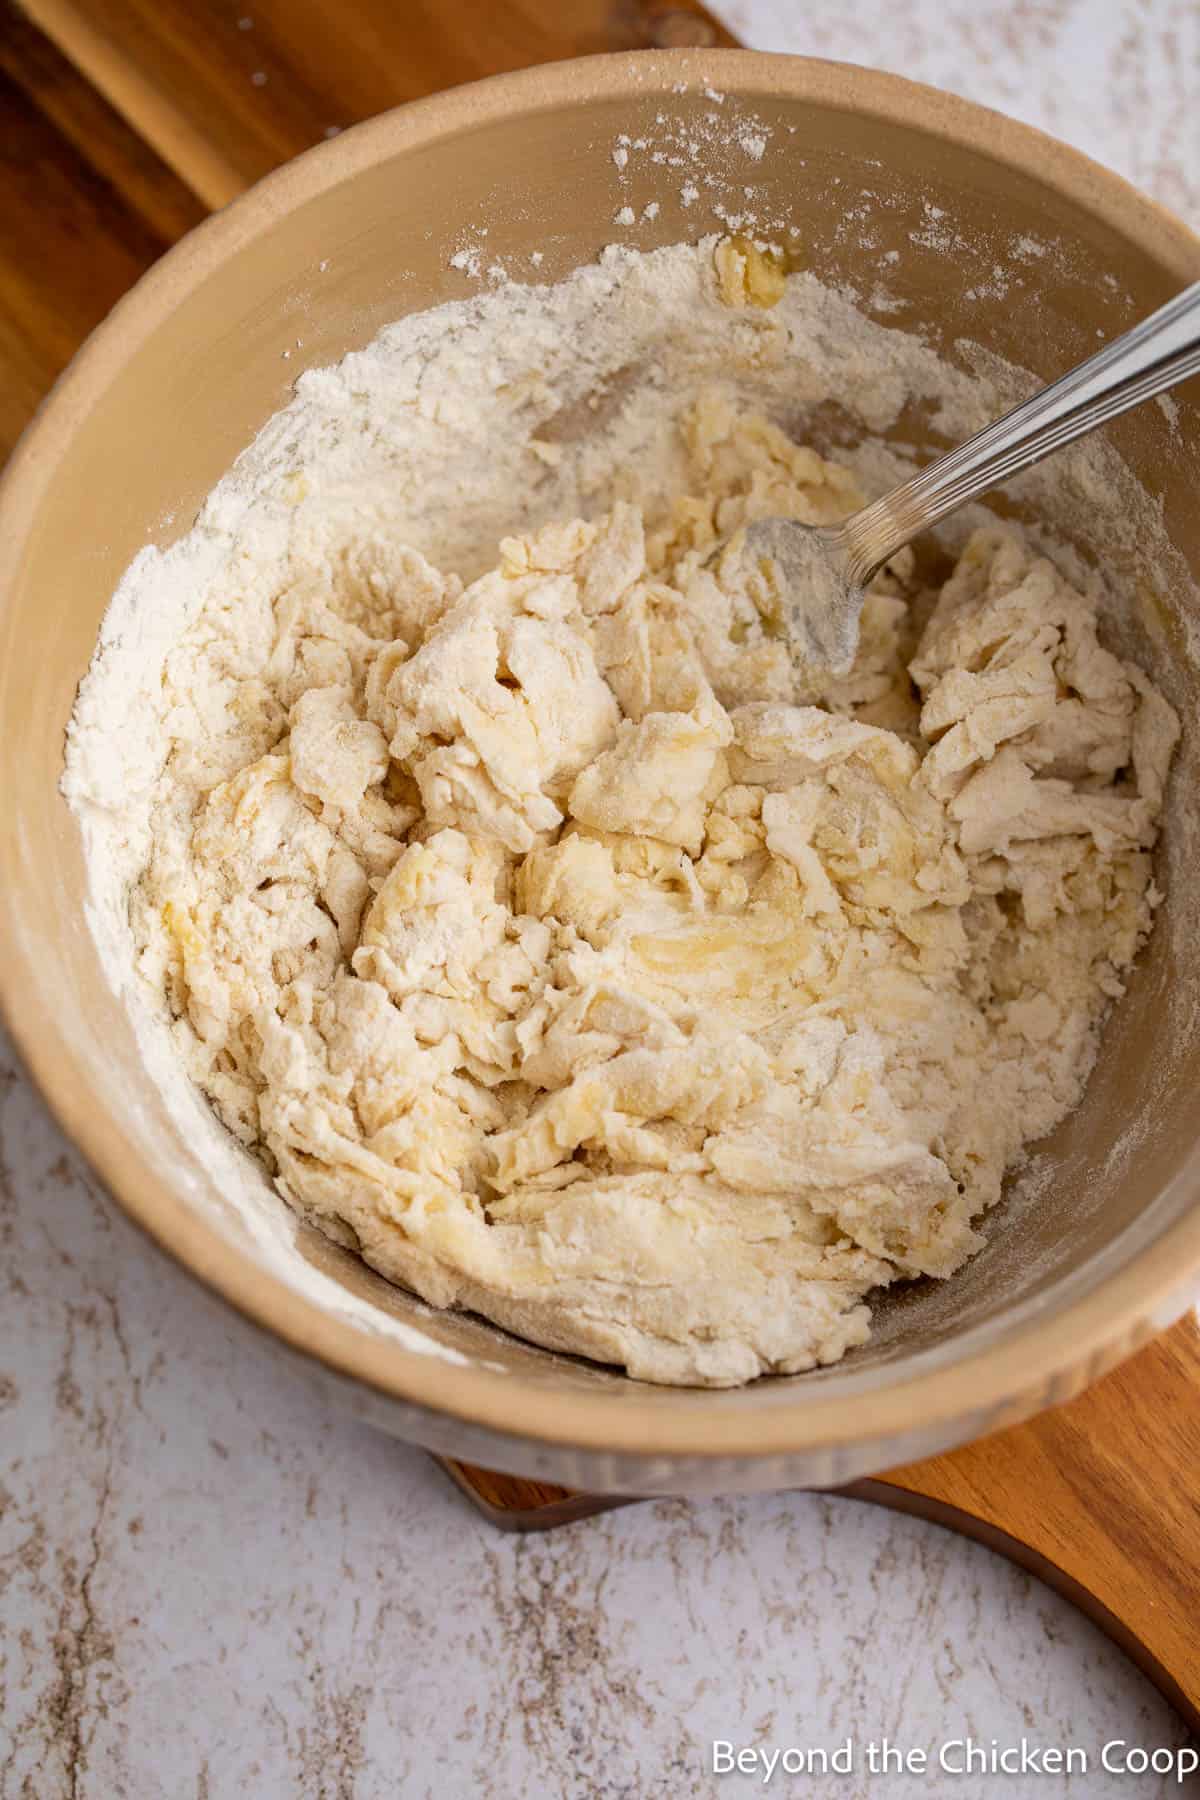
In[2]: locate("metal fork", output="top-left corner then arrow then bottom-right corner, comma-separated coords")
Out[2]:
735,278 -> 1200,671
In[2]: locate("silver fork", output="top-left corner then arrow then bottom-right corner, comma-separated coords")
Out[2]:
736,278 -> 1200,672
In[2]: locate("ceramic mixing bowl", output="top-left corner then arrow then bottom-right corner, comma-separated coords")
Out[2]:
2,50 -> 1199,1494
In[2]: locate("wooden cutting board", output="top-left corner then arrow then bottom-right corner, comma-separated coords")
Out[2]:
4,0 -> 1198,1734
442,1317 -> 1200,1731
0,0 -> 734,460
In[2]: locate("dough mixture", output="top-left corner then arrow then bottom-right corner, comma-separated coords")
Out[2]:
66,242 -> 1179,1385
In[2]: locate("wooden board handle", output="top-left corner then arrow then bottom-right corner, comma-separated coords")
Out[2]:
440,1314 -> 1200,1731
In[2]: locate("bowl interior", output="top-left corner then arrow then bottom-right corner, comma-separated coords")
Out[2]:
3,54 -> 1200,1481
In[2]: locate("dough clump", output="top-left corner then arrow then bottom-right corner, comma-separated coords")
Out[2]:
127,397 -> 1177,1386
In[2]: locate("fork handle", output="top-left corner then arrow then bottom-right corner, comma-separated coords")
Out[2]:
836,278 -> 1200,585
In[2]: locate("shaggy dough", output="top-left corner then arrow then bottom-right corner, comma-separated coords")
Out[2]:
127,395 -> 1177,1387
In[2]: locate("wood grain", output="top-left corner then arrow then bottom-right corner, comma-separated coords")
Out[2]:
0,0 -> 729,451
441,1312 -> 1200,1730
860,1313 -> 1200,1731
0,2 -> 204,456
19,0 -> 737,207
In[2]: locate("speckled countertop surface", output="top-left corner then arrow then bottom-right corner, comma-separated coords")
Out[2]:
3,3 -> 1199,1795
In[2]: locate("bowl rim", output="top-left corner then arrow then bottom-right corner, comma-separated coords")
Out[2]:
3,45 -> 1200,1463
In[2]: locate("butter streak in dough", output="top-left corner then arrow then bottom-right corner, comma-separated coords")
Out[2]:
129,400 -> 1178,1386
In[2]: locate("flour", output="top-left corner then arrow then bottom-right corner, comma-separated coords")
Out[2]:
604,99 -> 789,246
64,239 -> 1184,1386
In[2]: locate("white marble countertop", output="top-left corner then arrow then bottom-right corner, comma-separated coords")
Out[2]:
3,2 -> 1199,1795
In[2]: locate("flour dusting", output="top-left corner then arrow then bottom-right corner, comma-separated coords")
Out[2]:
63,239 -> 1189,1385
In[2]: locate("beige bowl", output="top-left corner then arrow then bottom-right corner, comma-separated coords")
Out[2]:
2,50 -> 1200,1494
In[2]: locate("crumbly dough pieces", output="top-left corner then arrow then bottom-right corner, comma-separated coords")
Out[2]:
131,397 -> 1178,1386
